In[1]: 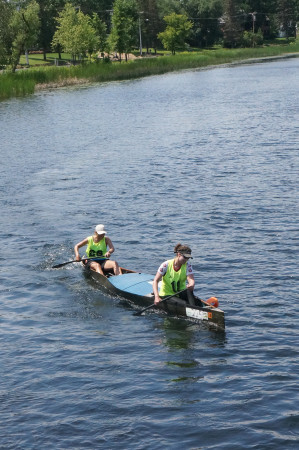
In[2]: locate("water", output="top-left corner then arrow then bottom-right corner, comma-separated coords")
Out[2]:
0,58 -> 298,449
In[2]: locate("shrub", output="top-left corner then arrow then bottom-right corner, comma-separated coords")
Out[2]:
242,29 -> 264,48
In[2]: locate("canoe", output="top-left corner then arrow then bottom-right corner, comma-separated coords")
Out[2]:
83,265 -> 225,331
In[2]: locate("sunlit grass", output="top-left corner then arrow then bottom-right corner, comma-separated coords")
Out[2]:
1,40 -> 298,101
19,52 -> 73,66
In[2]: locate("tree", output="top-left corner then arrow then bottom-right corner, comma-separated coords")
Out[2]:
108,0 -> 139,61
37,0 -> 65,61
91,13 -> 108,55
9,0 -> 41,72
52,3 -> 99,61
0,0 -> 14,68
158,13 -> 192,54
137,0 -> 162,53
244,0 -> 277,39
156,0 -> 184,18
277,0 -> 297,38
222,0 -> 243,48
182,0 -> 223,48
71,0 -> 113,17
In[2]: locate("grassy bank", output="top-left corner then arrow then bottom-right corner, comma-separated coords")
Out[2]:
1,41 -> 298,101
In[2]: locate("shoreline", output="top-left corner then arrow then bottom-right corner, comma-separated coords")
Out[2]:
1,45 -> 299,101
228,52 -> 299,65
35,52 -> 299,91
35,77 -> 90,90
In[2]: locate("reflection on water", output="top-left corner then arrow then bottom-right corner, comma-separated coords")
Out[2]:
155,317 -> 227,351
167,360 -> 199,368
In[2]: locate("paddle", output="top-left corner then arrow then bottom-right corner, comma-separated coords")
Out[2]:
188,292 -> 219,308
52,256 -> 109,269
133,288 -> 188,316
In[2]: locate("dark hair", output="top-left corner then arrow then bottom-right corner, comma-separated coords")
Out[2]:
174,243 -> 191,254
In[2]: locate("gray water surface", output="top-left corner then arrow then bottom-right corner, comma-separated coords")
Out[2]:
0,58 -> 298,449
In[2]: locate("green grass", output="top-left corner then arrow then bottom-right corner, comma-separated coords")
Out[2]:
1,40 -> 299,101
0,75 -> 35,100
19,52 -> 73,66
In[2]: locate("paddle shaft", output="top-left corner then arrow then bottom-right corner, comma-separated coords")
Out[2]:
134,288 -> 188,316
52,256 -> 108,269
186,289 -> 217,308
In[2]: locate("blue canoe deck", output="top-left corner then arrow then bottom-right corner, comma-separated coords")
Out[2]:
109,272 -> 155,297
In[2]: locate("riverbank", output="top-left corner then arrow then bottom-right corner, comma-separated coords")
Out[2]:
1,42 -> 299,101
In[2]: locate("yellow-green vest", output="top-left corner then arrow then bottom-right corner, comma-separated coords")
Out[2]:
159,259 -> 187,297
86,236 -> 107,258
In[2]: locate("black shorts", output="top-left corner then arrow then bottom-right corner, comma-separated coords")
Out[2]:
84,259 -> 107,270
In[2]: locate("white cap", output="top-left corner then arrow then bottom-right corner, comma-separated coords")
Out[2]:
95,224 -> 107,235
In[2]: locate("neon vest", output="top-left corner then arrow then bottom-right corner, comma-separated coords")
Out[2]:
86,236 -> 107,257
159,259 -> 187,297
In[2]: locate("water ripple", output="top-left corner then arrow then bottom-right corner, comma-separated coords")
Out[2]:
0,58 -> 298,449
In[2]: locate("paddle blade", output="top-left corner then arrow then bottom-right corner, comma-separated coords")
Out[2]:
206,297 -> 219,308
52,262 -> 70,268
52,259 -> 78,268
133,304 -> 155,316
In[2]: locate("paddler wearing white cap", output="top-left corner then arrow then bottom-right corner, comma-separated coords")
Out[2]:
74,224 -> 122,275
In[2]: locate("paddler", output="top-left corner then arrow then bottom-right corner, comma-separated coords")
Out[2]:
153,243 -> 195,305
74,224 -> 122,275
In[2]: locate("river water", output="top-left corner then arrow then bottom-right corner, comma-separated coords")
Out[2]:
0,57 -> 298,449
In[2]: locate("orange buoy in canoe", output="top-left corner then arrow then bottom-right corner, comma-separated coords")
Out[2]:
206,297 -> 219,308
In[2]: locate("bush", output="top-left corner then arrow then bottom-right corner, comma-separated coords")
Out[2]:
242,29 -> 264,48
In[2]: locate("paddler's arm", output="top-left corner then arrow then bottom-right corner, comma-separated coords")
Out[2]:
104,237 -> 115,258
74,238 -> 89,261
153,271 -> 163,305
187,274 -> 195,291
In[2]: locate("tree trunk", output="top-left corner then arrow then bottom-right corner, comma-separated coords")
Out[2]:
11,47 -> 22,73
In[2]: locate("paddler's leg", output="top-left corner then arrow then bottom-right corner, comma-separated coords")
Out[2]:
103,260 -> 121,276
90,261 -> 105,275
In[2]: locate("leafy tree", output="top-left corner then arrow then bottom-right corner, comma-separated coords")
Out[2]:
37,0 -> 65,61
222,0 -> 243,47
137,0 -> 162,53
182,0 -> 223,48
277,0 -> 297,38
108,0 -> 139,61
52,3 -> 77,57
70,0 -> 113,16
156,0 -> 184,18
244,0 -> 278,38
91,13 -> 108,55
9,0 -> 41,72
158,12 -> 192,54
0,0 -> 14,68
52,3 -> 99,61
